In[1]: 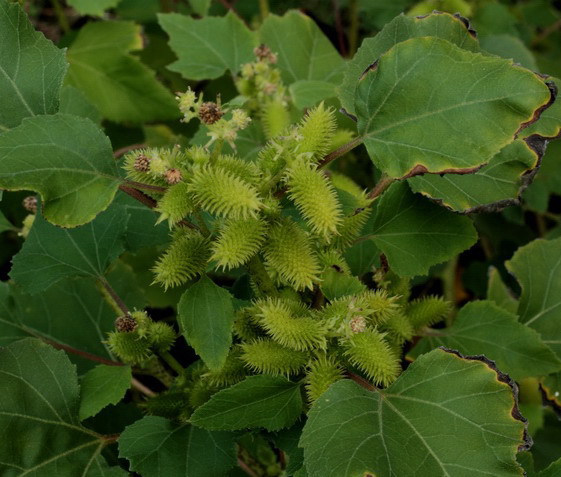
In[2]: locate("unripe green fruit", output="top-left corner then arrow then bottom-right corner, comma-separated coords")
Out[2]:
297,102 -> 336,158
144,391 -> 190,420
305,355 -> 344,402
241,338 -> 308,376
147,321 -> 176,352
406,296 -> 452,330
107,331 -> 152,364
156,182 -> 195,227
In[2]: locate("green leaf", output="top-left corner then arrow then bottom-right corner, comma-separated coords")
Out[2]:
10,203 -> 128,293
289,80 -> 338,109
177,275 -> 235,371
59,85 -> 102,124
506,237 -> 561,358
119,416 -> 236,477
481,34 -> 538,71
259,10 -> 344,86
487,266 -> 519,314
0,0 -> 67,130
408,139 -> 540,213
67,0 -> 122,16
0,339 -> 120,475
0,114 -> 121,227
191,375 -> 303,431
158,11 -> 256,80
320,268 -> 366,301
541,371 -> 561,410
410,301 -> 561,380
79,364 -> 131,421
340,12 -> 480,115
66,21 -> 179,123
0,209 -> 15,234
300,348 -> 529,477
520,77 -> 561,140
370,182 -> 477,276
539,458 -> 561,477
355,36 -> 552,178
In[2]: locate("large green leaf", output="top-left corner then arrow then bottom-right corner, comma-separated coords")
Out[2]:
177,275 -> 235,371
191,375 -> 303,431
507,237 -> 561,358
0,209 -> 15,234
0,0 -> 67,130
5,266 -> 144,373
0,339 -> 123,476
340,12 -> 480,115
541,372 -> 561,410
79,364 -> 132,421
355,36 -> 552,178
408,139 -> 540,213
487,266 -> 518,314
119,416 -> 236,477
410,301 -> 561,380
67,0 -> 122,16
10,203 -> 128,293
370,182 -> 477,276
259,10 -> 344,87
59,85 -> 102,124
0,114 -> 121,227
158,11 -> 256,80
66,21 -> 178,123
300,348 -> 529,477
520,77 -> 561,140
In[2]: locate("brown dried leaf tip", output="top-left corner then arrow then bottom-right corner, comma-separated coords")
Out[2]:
134,154 -> 151,172
254,44 -> 277,63
115,315 -> 137,332
198,102 -> 224,125
165,168 -> 183,185
22,196 -> 37,214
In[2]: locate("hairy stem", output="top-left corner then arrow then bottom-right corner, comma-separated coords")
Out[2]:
113,143 -> 146,159
99,278 -> 130,316
367,174 -> 394,200
247,256 -> 279,297
40,337 -> 123,366
51,0 -> 70,33
318,136 -> 364,168
159,350 -> 184,375
123,180 -> 168,193
131,377 -> 157,397
348,0 -> 359,57
258,0 -> 269,20
332,0 -> 347,56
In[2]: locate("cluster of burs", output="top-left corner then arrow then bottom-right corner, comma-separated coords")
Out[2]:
108,47 -> 450,420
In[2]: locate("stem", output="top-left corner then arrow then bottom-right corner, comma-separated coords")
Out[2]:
51,0 -> 70,33
348,0 -> 359,57
159,350 -> 184,375
194,210 -> 211,237
210,139 -> 224,162
123,180 -> 168,193
258,0 -> 269,21
99,278 -> 130,316
367,175 -> 394,200
332,0 -> 347,56
532,18 -> 561,46
238,457 -> 259,477
318,136 -> 363,168
113,143 -> 146,159
346,371 -> 376,391
536,213 -> 547,237
131,377 -> 156,397
40,337 -> 123,366
247,256 -> 279,297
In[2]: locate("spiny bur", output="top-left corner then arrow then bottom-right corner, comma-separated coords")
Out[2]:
189,165 -> 262,219
286,160 -> 343,238
156,181 -> 195,227
107,331 -> 152,364
152,229 -> 210,289
263,219 -> 321,290
261,99 -> 291,139
406,296 -> 452,330
297,102 -> 337,159
253,298 -> 327,350
344,330 -> 401,387
305,355 -> 344,402
211,217 -> 267,270
241,338 -> 308,376
147,321 -> 176,352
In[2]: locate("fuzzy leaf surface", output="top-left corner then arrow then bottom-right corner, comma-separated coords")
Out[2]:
10,203 -> 128,293
487,266 -> 519,314
410,301 -> 561,380
0,339 -> 122,476
66,21 -> 178,123
355,36 -> 552,178
67,0 -> 122,16
191,375 -> 303,431
0,0 -> 67,130
301,348 -> 528,477
507,237 -> 561,359
340,12 -> 480,115
158,11 -> 256,80
119,416 -> 236,477
408,139 -> 540,213
0,114 -> 120,227
79,364 -> 132,421
259,10 -> 344,86
177,275 -> 235,371
370,182 -> 477,276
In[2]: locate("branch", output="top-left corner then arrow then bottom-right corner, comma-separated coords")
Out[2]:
346,371 -> 376,391
123,180 -> 168,193
99,278 -> 130,316
366,175 -> 394,200
40,337 -> 123,366
113,143 -> 146,159
318,136 -> 363,169
332,0 -> 348,56
131,377 -> 157,397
